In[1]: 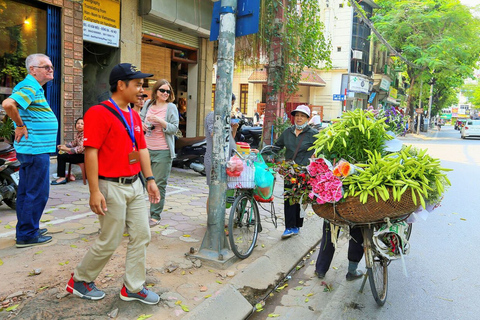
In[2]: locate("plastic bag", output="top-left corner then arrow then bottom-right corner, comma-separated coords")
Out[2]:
254,153 -> 274,188
226,155 -> 244,177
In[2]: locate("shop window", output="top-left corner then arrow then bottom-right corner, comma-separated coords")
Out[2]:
240,84 -> 248,114
0,0 -> 47,100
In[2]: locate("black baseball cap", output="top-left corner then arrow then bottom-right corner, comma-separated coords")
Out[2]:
109,63 -> 153,85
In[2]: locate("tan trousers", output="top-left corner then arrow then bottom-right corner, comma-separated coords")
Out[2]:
74,179 -> 150,292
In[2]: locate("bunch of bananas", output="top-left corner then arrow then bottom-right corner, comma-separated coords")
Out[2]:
343,145 -> 452,208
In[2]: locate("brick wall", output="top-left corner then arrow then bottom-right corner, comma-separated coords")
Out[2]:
37,0 -> 83,141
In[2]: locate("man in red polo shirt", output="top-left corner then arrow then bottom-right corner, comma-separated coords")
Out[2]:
66,63 -> 161,304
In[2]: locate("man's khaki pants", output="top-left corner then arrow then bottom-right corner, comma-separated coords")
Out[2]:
74,179 -> 150,293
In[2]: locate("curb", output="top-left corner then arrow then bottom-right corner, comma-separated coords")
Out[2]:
183,215 -> 323,320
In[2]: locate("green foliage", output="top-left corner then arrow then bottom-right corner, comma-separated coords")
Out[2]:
309,109 -> 391,163
0,117 -> 14,141
235,0 -> 332,96
372,0 -> 480,113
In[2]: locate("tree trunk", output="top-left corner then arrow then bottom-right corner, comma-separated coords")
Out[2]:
262,0 -> 285,146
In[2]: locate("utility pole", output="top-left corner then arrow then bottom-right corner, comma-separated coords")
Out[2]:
196,0 -> 237,266
427,76 -> 435,132
416,78 -> 423,135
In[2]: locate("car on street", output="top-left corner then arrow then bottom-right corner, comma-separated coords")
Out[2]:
454,119 -> 467,130
461,120 -> 480,139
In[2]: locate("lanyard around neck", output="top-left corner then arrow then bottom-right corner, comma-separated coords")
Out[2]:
109,98 -> 136,149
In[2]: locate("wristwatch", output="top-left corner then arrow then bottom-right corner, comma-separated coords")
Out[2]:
146,176 -> 155,181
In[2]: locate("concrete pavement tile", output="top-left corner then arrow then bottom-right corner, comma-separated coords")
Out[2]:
170,215 -> 190,221
76,226 -> 100,235
179,236 -> 200,243
45,226 -> 65,234
180,210 -> 202,217
0,237 -> 15,249
59,222 -> 84,229
71,200 -> 89,205
78,217 -> 98,225
161,228 -> 178,236
175,223 -> 198,232
54,232 -> 79,240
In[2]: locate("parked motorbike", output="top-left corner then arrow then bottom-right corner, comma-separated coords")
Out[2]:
0,141 -> 20,209
238,118 -> 263,149
173,136 -> 206,175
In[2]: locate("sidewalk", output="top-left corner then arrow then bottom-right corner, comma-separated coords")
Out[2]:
0,167 -> 322,319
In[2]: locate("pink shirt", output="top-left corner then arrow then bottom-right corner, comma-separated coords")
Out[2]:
145,106 -> 169,150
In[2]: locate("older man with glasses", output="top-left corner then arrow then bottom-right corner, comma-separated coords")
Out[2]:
1,53 -> 58,248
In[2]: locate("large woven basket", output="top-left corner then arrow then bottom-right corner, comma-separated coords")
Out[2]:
312,188 -> 420,225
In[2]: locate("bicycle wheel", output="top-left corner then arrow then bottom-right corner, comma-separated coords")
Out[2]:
364,227 -> 388,306
228,192 -> 260,259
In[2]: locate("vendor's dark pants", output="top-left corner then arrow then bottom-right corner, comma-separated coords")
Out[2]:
315,221 -> 364,274
56,153 -> 84,178
284,199 -> 304,229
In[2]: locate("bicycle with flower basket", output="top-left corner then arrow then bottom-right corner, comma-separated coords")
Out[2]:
275,109 -> 451,306
226,145 -> 280,259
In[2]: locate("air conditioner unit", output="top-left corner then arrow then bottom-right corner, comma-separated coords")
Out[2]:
352,50 -> 363,60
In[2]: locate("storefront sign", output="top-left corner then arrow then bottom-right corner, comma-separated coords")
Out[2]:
389,87 -> 398,99
349,75 -> 369,94
416,108 -> 424,114
83,0 -> 120,47
379,77 -> 391,91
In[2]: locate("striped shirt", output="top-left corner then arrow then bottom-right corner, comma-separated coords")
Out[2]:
9,74 -> 58,154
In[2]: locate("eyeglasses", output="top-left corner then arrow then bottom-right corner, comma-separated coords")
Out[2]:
158,88 -> 171,94
33,65 -> 54,71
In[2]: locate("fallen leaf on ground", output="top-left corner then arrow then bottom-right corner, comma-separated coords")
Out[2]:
39,286 -> 49,291
180,304 -> 190,312
35,250 -> 43,255
6,304 -> 19,312
306,293 -> 314,297
267,314 -> 280,318
183,234 -> 191,237
123,233 -> 129,237
460,218 -> 466,221
332,266 -> 338,270
204,295 -> 211,299
0,259 -> 3,266
137,315 -> 152,320
4,225 -> 11,229
276,284 -> 288,291
175,300 -> 182,305
70,245 -> 77,248
305,298 -> 309,302
81,238 -> 88,242
65,231 -> 74,234
216,280 -> 222,284
294,286 -> 303,291
73,208 -> 80,212
40,219 -> 51,223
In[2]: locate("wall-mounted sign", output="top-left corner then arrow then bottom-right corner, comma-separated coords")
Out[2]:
349,75 -> 369,94
389,87 -> 398,99
83,0 -> 120,47
379,77 -> 391,91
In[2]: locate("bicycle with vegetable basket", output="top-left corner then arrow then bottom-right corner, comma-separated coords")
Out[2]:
276,109 -> 451,306
226,145 -> 280,259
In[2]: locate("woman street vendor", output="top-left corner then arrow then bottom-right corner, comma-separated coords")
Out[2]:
274,105 -> 317,239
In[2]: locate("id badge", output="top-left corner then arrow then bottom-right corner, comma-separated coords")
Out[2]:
128,150 -> 140,164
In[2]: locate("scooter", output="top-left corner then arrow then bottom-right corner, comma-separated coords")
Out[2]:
0,141 -> 20,209
173,136 -> 206,175
239,123 -> 263,149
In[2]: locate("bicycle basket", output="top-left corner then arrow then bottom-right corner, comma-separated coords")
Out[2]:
227,162 -> 255,189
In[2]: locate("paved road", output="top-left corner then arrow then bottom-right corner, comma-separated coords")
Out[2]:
249,126 -> 480,320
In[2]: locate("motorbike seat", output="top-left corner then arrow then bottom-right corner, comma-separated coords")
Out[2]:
175,136 -> 206,149
241,126 -> 263,134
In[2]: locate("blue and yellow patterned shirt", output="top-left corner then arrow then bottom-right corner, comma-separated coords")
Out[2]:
9,74 -> 58,154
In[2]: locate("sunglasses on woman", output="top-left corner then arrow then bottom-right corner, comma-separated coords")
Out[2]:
158,88 -> 171,94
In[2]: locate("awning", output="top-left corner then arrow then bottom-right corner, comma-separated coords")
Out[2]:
248,69 -> 326,87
